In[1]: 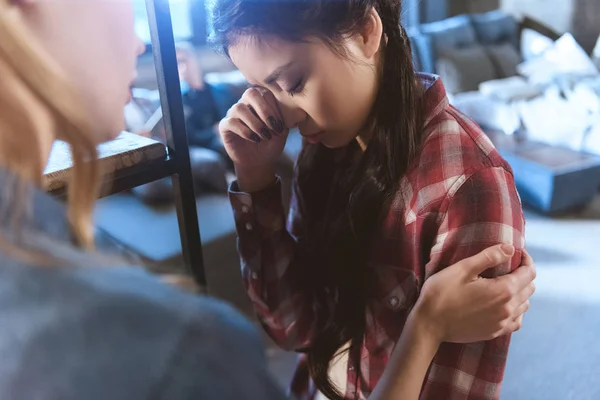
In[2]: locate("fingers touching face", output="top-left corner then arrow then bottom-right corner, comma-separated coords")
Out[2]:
228,34 -> 379,148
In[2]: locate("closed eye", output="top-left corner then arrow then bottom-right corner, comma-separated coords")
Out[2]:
287,78 -> 305,97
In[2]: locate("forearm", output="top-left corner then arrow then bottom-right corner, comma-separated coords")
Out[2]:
230,177 -> 316,350
369,308 -> 440,400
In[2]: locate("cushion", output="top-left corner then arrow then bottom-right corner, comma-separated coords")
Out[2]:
419,0 -> 449,24
420,15 -> 477,56
407,28 -> 435,73
451,91 -> 521,135
479,77 -> 543,102
517,86 -> 593,150
486,43 -> 522,78
518,33 -> 599,86
471,11 -> 519,48
521,28 -> 555,61
436,45 -> 498,94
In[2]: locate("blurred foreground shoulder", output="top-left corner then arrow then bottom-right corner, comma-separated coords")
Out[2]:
0,263 -> 284,400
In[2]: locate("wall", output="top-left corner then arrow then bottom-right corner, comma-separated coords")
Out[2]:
449,0 -> 600,53
502,0 -> 600,53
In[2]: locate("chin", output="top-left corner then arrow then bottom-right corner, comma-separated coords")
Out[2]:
322,135 -> 356,149
106,129 -> 123,142
96,126 -> 124,144
321,141 -> 341,149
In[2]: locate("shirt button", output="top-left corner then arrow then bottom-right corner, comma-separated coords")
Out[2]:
389,296 -> 399,308
241,205 -> 250,213
349,366 -> 355,371
245,222 -> 253,231
251,272 -> 258,280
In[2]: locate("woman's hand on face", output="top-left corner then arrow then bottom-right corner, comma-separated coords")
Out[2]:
218,88 -> 288,169
413,245 -> 536,344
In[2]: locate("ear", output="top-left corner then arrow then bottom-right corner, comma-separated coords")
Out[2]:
356,7 -> 384,60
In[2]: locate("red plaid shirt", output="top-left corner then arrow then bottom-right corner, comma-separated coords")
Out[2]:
229,74 -> 525,400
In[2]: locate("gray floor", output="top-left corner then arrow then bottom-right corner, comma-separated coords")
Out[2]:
99,187 -> 600,398
263,201 -> 600,399
501,202 -> 600,400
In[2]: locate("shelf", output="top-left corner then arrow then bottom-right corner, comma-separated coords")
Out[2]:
44,131 -> 172,198
44,0 -> 206,286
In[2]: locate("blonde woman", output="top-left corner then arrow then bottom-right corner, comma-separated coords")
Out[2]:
0,0 -> 534,399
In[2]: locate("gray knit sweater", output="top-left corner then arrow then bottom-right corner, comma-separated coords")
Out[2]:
0,168 -> 284,400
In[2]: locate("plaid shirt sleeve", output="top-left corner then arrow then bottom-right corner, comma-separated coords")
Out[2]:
420,166 -> 525,400
229,178 -> 317,351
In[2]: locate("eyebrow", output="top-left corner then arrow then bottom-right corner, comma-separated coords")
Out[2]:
263,61 -> 295,85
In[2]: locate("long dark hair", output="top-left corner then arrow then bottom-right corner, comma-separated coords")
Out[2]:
210,1 -> 424,398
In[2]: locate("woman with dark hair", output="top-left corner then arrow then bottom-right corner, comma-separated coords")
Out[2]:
211,0 -> 534,399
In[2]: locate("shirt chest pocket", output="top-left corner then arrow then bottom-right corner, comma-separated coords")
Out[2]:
373,266 -> 420,312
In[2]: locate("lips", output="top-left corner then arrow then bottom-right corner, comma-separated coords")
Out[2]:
303,131 -> 325,144
127,72 -> 138,103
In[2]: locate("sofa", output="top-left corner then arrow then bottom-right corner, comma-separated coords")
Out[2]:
406,10 -> 600,214
408,10 -> 523,94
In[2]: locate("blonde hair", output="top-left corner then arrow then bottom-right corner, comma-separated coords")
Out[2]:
0,3 -> 99,249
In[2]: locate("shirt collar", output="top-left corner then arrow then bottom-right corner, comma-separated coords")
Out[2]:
416,73 -> 450,128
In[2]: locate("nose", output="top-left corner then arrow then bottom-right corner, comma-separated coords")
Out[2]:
135,36 -> 146,57
276,98 -> 306,131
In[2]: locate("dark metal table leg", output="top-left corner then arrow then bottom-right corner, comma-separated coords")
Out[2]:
145,0 -> 206,286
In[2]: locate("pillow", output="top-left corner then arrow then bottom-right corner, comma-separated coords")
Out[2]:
518,33 -> 599,86
471,11 -> 519,48
420,15 -> 477,56
486,43 -> 522,78
451,91 -> 521,135
516,87 -> 592,150
436,45 -> 498,94
479,77 -> 543,102
521,28 -> 555,61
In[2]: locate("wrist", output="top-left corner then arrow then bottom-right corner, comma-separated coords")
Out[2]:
409,301 -> 443,346
234,163 -> 276,193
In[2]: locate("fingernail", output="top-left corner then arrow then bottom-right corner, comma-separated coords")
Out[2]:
500,244 -> 514,256
261,128 -> 272,140
250,133 -> 261,143
268,116 -> 283,133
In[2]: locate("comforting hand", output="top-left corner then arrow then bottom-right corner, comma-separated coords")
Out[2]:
218,87 -> 288,169
414,244 -> 536,344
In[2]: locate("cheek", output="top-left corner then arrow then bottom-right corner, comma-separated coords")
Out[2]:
108,5 -> 138,82
87,4 -> 137,141
306,68 -> 369,133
